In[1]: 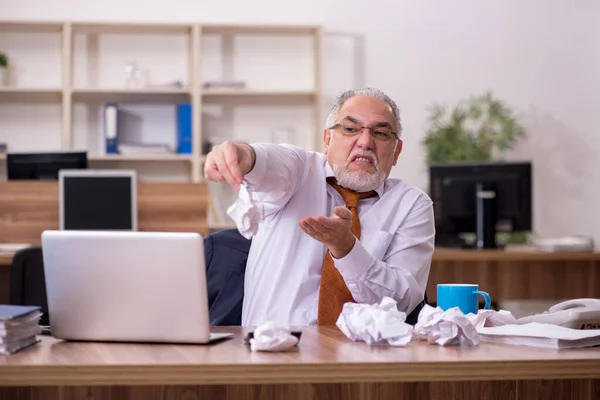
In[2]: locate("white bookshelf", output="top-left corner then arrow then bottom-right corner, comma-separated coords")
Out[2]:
0,20 -> 324,184
88,154 -> 197,162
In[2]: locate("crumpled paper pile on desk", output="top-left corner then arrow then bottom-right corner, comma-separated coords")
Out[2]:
249,297 -> 515,352
336,296 -> 517,347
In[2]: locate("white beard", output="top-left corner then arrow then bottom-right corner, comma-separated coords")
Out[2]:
332,149 -> 384,192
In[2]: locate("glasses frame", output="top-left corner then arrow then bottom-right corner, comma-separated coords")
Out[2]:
327,122 -> 399,142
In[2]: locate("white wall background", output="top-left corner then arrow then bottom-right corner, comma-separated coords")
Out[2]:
1,0 -> 599,243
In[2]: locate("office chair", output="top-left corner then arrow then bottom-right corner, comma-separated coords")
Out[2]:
205,229 -> 429,326
204,229 -> 249,326
9,246 -> 50,327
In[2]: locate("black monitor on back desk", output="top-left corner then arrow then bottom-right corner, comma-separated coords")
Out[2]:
59,170 -> 138,231
6,151 -> 87,180
429,161 -> 532,249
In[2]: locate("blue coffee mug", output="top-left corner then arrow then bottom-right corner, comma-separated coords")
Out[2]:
437,284 -> 491,314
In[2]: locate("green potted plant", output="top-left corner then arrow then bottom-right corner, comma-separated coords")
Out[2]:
0,52 -> 8,86
422,91 -> 529,245
422,91 -> 525,164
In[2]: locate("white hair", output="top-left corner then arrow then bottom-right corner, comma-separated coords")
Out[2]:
325,87 -> 403,139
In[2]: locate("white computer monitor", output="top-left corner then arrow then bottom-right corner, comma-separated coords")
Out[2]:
59,169 -> 138,231
40,230 -> 232,344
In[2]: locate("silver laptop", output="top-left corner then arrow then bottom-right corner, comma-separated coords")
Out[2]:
40,230 -> 232,344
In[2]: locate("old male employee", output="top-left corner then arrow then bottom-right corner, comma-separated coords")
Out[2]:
204,87 -> 435,326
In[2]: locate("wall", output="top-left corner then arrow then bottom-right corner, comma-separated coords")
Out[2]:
1,0 -> 599,242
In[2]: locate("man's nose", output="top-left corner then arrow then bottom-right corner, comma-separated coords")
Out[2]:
356,128 -> 375,149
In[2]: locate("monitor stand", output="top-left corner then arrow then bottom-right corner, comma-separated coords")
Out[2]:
435,182 -> 502,250
475,182 -> 498,249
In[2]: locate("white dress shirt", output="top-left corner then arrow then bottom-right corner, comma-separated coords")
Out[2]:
240,143 -> 435,326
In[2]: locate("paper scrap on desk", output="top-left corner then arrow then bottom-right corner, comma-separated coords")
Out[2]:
477,322 -> 600,349
336,297 -> 413,346
413,306 -> 518,347
249,321 -> 298,352
226,185 -> 264,239
414,305 -> 481,346
468,308 -> 518,329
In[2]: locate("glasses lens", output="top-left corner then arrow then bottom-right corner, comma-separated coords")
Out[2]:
336,124 -> 394,141
338,123 -> 361,135
372,129 -> 393,141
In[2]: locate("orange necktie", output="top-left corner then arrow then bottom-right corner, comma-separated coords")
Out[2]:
317,177 -> 377,325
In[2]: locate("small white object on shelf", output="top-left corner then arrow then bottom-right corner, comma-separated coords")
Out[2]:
124,62 -> 148,89
203,80 -> 246,90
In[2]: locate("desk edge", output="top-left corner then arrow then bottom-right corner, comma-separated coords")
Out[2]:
1,359 -> 599,386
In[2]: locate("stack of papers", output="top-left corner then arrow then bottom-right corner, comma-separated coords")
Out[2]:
533,236 -> 594,252
478,322 -> 600,349
0,305 -> 43,355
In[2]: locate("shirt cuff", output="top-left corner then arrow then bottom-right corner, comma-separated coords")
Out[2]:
332,238 -> 373,281
243,144 -> 267,186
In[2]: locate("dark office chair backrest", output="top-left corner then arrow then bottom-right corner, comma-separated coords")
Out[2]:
204,229 -> 249,326
205,229 -> 428,326
9,246 -> 50,327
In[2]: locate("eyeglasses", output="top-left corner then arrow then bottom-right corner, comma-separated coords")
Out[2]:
328,123 -> 398,142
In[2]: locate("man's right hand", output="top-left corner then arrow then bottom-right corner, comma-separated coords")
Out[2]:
204,141 -> 256,191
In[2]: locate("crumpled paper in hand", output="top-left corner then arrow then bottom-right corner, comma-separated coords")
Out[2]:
414,304 -> 517,346
226,185 -> 264,239
336,297 -> 414,346
249,321 -> 299,352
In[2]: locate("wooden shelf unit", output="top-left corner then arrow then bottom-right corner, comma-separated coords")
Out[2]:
0,20 -> 324,184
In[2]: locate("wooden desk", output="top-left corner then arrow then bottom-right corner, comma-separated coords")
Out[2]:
0,254 -> 11,267
0,327 -> 599,400
429,248 -> 600,303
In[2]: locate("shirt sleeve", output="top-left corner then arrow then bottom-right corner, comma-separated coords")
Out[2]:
332,197 -> 435,314
242,143 -> 310,218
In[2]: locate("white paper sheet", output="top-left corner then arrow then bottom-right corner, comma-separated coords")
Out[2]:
477,322 -> 600,349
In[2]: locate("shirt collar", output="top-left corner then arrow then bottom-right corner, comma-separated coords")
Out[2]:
324,161 -> 385,198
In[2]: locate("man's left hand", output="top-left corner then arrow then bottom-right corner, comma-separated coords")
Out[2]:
298,206 -> 356,259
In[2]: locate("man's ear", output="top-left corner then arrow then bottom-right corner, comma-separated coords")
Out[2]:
392,140 -> 403,166
323,129 -> 331,154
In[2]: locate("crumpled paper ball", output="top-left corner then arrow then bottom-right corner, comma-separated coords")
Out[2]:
336,297 -> 414,346
249,321 -> 299,352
